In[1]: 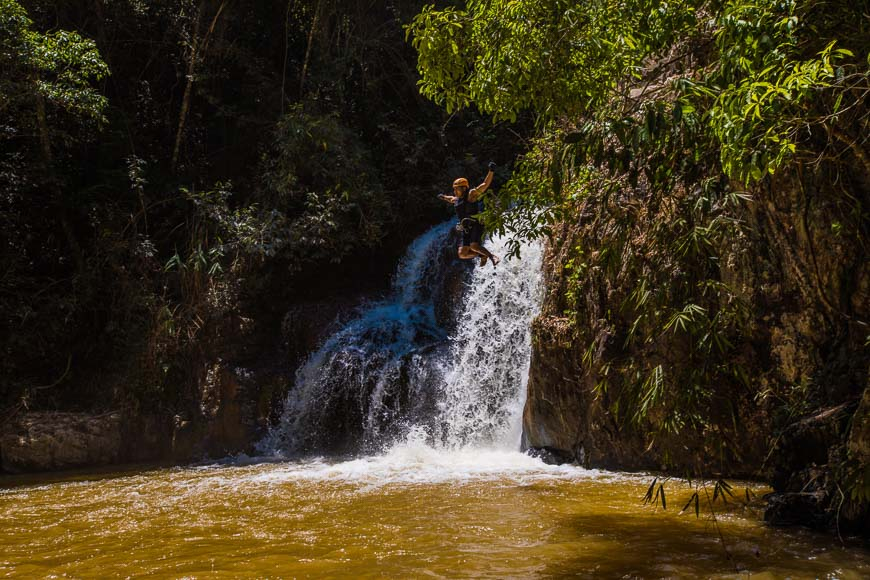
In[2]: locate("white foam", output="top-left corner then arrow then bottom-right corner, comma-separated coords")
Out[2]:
230,430 -> 633,490
435,233 -> 544,449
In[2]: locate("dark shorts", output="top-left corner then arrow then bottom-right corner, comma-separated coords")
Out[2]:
458,219 -> 484,247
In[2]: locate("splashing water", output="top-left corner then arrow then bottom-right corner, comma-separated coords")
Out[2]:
259,221 -> 544,457
435,238 -> 543,449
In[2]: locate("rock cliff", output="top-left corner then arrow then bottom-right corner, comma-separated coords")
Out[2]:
523,164 -> 870,532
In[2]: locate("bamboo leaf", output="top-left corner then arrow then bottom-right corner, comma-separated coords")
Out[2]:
643,478 -> 658,504
680,492 -> 698,515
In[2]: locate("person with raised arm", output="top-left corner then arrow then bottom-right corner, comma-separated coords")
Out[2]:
437,162 -> 500,268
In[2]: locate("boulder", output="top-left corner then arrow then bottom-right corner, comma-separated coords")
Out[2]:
764,490 -> 829,528
522,314 -> 585,458
770,404 -> 851,491
525,446 -> 574,465
1,412 -> 122,473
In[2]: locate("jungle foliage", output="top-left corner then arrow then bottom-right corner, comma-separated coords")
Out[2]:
409,0 -> 869,485
0,0 -> 515,416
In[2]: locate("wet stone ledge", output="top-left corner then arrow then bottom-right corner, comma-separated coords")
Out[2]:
1,412 -> 123,473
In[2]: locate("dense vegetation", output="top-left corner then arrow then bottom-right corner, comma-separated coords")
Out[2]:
410,0 -> 869,525
0,0 -> 519,418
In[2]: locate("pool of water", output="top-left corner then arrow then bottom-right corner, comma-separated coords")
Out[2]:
2,444 -> 868,578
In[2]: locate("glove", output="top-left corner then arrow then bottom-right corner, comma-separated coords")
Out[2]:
488,161 -> 497,171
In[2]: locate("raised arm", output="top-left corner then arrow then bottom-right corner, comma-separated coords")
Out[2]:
468,162 -> 496,202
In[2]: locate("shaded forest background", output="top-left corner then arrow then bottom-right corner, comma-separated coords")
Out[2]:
0,0 -> 521,418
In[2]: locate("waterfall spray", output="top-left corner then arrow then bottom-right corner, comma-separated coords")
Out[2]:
259,221 -> 544,457
435,240 -> 544,449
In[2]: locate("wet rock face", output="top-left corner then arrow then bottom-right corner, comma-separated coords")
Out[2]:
525,445 -> 575,465
849,386 -> 870,466
764,490 -> 829,528
522,313 -> 664,472
170,361 -> 294,461
1,412 -> 123,473
521,159 -> 870,531
282,301 -> 349,365
165,294 -> 358,463
522,315 -> 584,456
770,404 -> 852,492
432,233 -> 472,334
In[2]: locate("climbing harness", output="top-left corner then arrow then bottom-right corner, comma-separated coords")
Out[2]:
456,217 -> 477,233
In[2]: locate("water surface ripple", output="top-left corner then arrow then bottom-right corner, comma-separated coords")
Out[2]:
2,451 -> 869,578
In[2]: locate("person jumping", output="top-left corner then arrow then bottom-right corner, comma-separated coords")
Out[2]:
438,162 -> 500,268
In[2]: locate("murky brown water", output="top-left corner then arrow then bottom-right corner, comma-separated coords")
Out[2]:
1,450 -> 868,578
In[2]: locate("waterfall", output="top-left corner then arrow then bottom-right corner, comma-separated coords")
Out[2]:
259,221 -> 544,457
435,236 -> 543,450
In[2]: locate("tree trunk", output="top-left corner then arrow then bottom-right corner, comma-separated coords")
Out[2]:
170,0 -> 230,173
299,0 -> 322,100
34,89 -> 53,167
281,0 -> 298,115
171,5 -> 203,173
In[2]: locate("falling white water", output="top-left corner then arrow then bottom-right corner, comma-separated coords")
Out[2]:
435,237 -> 544,450
259,221 -> 544,458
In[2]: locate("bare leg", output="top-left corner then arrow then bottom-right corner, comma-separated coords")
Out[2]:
470,242 -> 499,267
458,246 -> 477,260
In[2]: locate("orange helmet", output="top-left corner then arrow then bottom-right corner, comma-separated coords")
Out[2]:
453,177 -> 469,188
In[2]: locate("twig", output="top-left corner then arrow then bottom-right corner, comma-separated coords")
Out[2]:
702,481 -> 735,566
835,484 -> 846,545
31,354 -> 73,391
